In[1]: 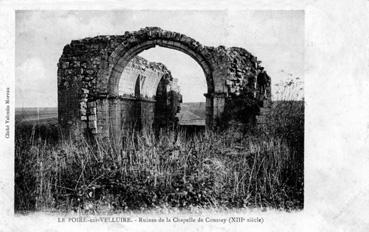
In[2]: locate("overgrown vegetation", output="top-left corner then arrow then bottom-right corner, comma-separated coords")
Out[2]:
15,80 -> 304,213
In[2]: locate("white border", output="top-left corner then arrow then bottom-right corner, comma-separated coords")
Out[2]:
1,0 -> 369,231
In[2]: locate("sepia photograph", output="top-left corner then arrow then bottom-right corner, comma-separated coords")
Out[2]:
14,10 -> 304,214
1,0 -> 369,231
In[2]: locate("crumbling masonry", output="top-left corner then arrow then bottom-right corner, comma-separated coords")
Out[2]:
58,27 -> 271,138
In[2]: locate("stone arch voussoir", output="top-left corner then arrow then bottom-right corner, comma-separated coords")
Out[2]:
104,29 -> 215,98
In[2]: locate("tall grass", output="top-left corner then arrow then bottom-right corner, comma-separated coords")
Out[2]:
15,77 -> 303,213
15,124 -> 302,213
263,76 -> 304,206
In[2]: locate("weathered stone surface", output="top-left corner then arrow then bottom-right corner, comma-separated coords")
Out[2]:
57,27 -> 271,138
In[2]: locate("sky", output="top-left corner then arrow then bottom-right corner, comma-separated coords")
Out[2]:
15,10 -> 304,107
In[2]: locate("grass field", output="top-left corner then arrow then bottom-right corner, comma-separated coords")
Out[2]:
14,98 -> 304,213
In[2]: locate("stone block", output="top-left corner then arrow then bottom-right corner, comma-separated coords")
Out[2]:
80,101 -> 87,108
82,88 -> 89,94
88,120 -> 97,129
62,62 -> 69,69
86,69 -> 94,75
87,101 -> 96,108
73,61 -> 80,67
259,108 -> 271,115
256,115 -> 267,124
88,115 -> 97,121
89,107 -> 97,115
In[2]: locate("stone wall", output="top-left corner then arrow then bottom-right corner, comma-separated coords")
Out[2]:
119,56 -> 170,98
154,76 -> 182,129
58,52 -> 180,137
119,97 -> 136,129
57,27 -> 271,138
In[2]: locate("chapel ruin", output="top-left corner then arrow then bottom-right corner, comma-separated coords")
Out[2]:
57,27 -> 271,138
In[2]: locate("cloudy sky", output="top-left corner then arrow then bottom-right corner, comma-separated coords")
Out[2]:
15,10 -> 304,107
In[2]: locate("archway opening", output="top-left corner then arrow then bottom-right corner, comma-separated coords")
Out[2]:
116,46 -> 208,133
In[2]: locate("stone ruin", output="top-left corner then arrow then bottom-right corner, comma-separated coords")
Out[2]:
57,27 -> 271,139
